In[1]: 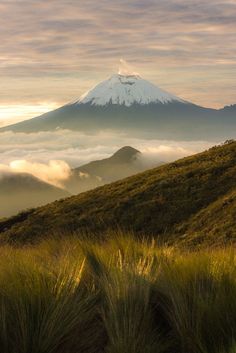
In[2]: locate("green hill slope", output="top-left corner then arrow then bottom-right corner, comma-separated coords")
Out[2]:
0,141 -> 235,246
177,188 -> 236,247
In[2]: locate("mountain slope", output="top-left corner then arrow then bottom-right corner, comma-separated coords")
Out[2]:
74,74 -> 185,106
77,146 -> 141,182
1,73 -> 235,141
64,146 -> 143,194
177,188 -> 236,247
221,104 -> 236,113
1,141 -> 235,245
0,173 -> 70,218
77,146 -> 141,172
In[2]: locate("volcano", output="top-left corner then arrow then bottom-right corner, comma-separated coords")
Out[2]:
73,73 -> 186,106
1,73 -> 235,140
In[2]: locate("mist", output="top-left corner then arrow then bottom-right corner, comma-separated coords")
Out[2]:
0,128 -> 222,218
0,130 -> 218,167
0,160 -> 71,188
118,59 -> 140,76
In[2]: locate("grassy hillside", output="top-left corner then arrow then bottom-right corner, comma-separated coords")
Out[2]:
177,188 -> 236,247
0,236 -> 235,353
0,140 -> 236,245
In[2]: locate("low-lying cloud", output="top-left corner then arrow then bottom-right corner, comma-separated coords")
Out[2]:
0,129 -> 220,188
0,129 -> 218,167
138,144 -> 199,166
0,159 -> 71,187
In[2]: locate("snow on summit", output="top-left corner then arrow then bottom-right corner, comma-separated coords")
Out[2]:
73,74 -> 185,107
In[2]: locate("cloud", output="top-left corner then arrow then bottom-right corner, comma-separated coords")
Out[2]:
0,103 -> 58,127
0,159 -> 71,187
118,59 -> 139,76
78,171 -> 90,179
0,129 -> 220,190
138,145 -> 195,167
0,0 -> 235,110
0,129 -> 218,168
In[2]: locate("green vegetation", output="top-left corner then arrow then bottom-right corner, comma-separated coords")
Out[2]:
0,234 -> 235,353
1,140 -> 236,246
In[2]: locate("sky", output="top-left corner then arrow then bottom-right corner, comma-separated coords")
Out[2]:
0,0 -> 236,126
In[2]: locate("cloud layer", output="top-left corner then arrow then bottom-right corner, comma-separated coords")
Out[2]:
0,159 -> 71,187
0,0 -> 235,117
0,129 -> 217,167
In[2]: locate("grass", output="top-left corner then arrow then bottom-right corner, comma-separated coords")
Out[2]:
0,234 -> 235,352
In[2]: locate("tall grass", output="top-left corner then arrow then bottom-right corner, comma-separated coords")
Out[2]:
0,243 -> 103,353
0,235 -> 235,353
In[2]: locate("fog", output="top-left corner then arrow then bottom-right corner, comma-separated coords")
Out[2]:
11,160 -> 70,187
0,129 -> 218,168
0,129 -> 221,217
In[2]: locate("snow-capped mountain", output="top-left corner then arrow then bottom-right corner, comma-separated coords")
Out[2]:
1,72 -> 235,141
72,74 -> 185,107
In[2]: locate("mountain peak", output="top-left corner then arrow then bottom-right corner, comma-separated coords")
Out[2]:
72,73 -> 186,107
111,73 -> 141,81
111,146 -> 140,163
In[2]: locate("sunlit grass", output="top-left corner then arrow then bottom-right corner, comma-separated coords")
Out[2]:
0,234 -> 235,352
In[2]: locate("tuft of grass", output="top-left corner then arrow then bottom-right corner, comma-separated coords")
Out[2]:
85,241 -> 168,353
0,234 -> 234,352
157,250 -> 236,353
0,244 -> 103,353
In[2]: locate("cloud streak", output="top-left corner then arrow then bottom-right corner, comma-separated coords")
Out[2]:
0,159 -> 71,187
0,0 -> 235,114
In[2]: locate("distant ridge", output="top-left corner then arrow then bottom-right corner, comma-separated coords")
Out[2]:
1,140 -> 235,246
75,146 -> 141,180
106,146 -> 140,162
63,146 -> 145,194
0,173 -> 69,218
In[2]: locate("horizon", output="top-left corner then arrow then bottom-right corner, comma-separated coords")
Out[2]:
1,0 -> 235,126
0,67 -> 234,128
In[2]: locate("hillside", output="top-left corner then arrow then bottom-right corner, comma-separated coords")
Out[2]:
64,146 -> 145,194
76,146 -> 141,180
177,188 -> 236,246
0,140 -> 235,245
0,173 -> 70,218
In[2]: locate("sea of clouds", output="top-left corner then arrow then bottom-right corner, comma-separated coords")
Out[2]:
0,129 -> 219,187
